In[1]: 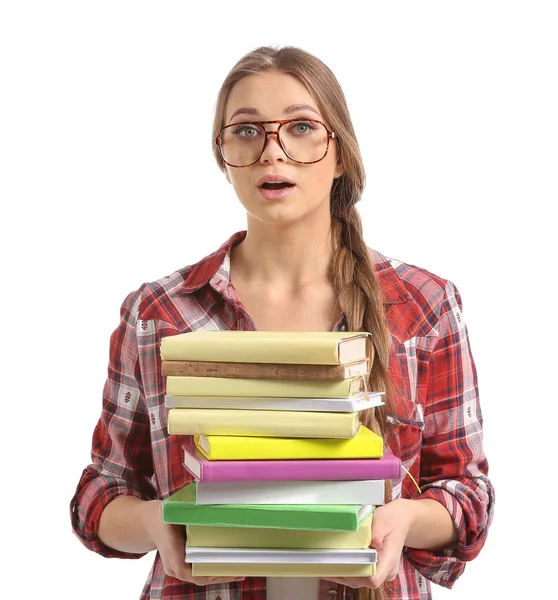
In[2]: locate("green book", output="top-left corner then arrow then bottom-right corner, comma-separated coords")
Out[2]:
162,483 -> 373,532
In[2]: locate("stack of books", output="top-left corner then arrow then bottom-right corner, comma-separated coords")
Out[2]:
159,331 -> 401,578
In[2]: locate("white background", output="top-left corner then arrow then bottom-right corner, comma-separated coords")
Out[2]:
1,1 -> 556,599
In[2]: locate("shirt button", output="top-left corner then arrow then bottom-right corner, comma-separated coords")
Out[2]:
329,591 -> 338,597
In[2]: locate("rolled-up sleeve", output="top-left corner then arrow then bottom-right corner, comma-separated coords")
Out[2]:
70,288 -> 157,558
405,281 -> 495,587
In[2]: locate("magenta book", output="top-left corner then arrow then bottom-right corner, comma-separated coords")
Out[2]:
182,444 -> 401,483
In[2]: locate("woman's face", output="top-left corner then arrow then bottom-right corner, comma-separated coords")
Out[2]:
222,70 -> 343,228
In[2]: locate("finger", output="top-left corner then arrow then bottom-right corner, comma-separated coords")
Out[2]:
163,560 -> 194,582
367,546 -> 401,588
369,507 -> 390,551
371,556 -> 395,586
385,569 -> 399,582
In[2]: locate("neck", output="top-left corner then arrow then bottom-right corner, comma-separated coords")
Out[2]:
231,215 -> 334,290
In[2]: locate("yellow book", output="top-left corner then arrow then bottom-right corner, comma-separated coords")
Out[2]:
194,425 -> 383,460
167,408 -> 360,438
160,330 -> 371,365
166,375 -> 365,398
192,563 -> 376,577
186,514 -> 373,549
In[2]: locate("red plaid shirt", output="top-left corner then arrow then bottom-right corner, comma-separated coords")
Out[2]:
70,231 -> 494,600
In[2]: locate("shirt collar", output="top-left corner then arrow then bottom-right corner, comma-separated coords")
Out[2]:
178,230 -> 411,305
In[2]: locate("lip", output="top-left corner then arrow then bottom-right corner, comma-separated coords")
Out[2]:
256,174 -> 296,187
258,185 -> 296,201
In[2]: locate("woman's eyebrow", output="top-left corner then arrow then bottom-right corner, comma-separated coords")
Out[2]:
229,107 -> 260,121
283,103 -> 320,116
228,103 -> 321,122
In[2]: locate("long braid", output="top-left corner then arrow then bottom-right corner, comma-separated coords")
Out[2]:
330,205 -> 394,435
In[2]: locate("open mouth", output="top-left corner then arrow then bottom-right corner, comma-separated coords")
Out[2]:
260,182 -> 295,190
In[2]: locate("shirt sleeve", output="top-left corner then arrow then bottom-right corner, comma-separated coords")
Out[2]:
70,288 -> 157,559
404,281 -> 495,588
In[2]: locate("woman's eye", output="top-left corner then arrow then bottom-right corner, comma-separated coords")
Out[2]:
234,125 -> 260,138
291,121 -> 315,135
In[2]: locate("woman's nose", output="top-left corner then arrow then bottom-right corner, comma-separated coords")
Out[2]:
259,131 -> 287,164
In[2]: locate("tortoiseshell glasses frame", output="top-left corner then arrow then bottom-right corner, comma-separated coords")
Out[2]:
215,118 -> 337,168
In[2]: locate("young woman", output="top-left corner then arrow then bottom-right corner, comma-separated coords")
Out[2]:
71,46 -> 494,600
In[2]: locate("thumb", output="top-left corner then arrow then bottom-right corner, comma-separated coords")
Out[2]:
370,508 -> 391,551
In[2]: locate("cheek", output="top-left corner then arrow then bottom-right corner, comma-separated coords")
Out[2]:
228,172 -> 246,192
306,162 -> 336,195
229,175 -> 256,207
225,165 -> 249,190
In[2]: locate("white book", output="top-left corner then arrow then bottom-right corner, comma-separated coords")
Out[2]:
194,479 -> 385,505
165,392 -> 384,412
185,546 -> 378,565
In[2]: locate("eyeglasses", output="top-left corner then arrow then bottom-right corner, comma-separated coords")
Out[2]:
215,118 -> 337,168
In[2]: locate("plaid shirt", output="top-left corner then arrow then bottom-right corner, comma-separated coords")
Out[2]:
70,230 -> 494,600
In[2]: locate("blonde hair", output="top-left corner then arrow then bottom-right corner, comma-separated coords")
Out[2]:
212,46 -> 395,600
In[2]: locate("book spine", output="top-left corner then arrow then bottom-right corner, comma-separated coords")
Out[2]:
162,360 -> 361,380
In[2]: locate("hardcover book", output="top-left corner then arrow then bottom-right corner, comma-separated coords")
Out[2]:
160,330 -> 371,365
182,445 -> 401,482
165,392 -> 384,412
186,513 -> 373,548
162,483 -> 372,531
166,375 -> 366,399
162,359 -> 370,380
187,480 -> 385,505
194,424 -> 384,461
191,563 -> 376,577
167,407 -> 361,439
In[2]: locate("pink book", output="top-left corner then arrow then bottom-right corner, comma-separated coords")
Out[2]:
182,444 -> 401,483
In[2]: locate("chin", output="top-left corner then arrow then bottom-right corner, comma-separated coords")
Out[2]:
241,192 -> 328,228
250,209 -> 305,228
242,195 -> 293,218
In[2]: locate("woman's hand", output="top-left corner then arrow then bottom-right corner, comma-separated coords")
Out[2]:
323,499 -> 413,589
142,499 -> 245,586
